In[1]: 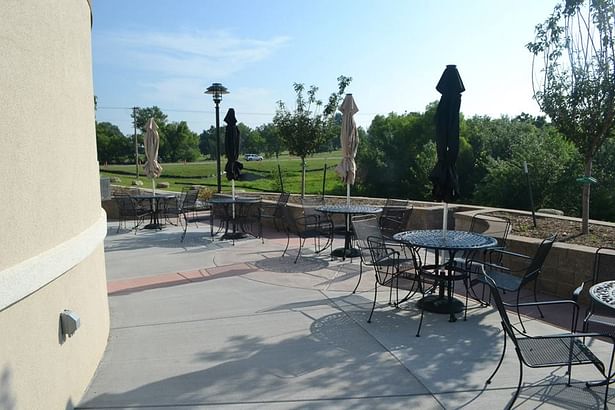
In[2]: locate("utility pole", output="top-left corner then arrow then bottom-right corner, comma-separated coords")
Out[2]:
133,106 -> 139,179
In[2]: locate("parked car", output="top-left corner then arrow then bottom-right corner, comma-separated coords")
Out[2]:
244,154 -> 263,161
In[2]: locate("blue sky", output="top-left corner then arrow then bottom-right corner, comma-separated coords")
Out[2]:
92,0 -> 556,135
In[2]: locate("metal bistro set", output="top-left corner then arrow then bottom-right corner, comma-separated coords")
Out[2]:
280,196 -> 615,409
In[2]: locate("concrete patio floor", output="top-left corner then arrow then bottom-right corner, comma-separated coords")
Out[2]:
77,219 -> 615,409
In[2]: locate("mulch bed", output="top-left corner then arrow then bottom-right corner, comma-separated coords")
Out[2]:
491,212 -> 615,248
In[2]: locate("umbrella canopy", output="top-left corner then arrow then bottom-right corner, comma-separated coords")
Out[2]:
224,108 -> 243,180
143,118 -> 163,179
335,94 -> 360,185
429,65 -> 465,203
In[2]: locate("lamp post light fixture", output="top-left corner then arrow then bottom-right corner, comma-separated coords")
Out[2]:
205,82 -> 229,193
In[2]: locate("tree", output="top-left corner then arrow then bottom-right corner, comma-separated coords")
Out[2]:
131,106 -> 168,132
163,121 -> 200,162
273,75 -> 352,196
96,121 -> 132,164
258,123 -> 285,158
199,126 -> 217,159
527,0 -> 615,233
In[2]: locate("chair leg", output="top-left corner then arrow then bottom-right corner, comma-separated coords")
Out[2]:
352,261 -> 363,294
367,282 -> 378,323
516,293 -> 527,333
464,277 -> 469,321
282,231 -> 290,258
416,304 -> 425,337
487,331 -> 507,384
294,238 -> 305,263
180,214 -> 188,243
510,360 -> 524,409
533,281 -> 544,318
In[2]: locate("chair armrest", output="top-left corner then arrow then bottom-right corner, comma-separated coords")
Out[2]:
527,332 -> 615,345
466,259 -> 512,274
572,281 -> 586,302
511,299 -> 580,332
487,248 -> 532,261
373,249 -> 400,265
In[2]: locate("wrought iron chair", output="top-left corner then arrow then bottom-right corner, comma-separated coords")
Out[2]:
114,194 -> 151,234
469,233 -> 557,332
162,187 -> 209,242
573,247 -> 615,334
260,192 -> 290,232
235,195 -> 263,243
351,214 -> 415,294
482,273 -> 615,410
457,214 -> 512,299
379,199 -> 413,239
282,206 -> 333,263
365,235 -> 420,323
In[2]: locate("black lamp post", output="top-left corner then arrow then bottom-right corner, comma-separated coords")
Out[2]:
205,82 -> 229,193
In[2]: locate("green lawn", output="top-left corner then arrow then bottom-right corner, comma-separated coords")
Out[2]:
100,151 -> 347,196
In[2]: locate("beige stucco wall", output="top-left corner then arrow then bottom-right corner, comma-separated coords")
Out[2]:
0,1 -> 109,409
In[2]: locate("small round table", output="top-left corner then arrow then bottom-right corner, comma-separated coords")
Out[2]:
394,229 -> 498,322
207,196 -> 260,240
133,194 -> 177,230
316,204 -> 382,260
589,280 -> 615,310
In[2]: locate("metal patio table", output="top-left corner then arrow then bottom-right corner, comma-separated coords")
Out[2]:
393,229 -> 497,322
207,196 -> 260,240
316,204 -> 382,260
132,193 -> 176,230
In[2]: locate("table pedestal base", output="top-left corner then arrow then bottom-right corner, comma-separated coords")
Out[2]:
222,231 -> 248,240
143,223 -> 164,230
331,247 -> 361,258
417,295 -> 464,322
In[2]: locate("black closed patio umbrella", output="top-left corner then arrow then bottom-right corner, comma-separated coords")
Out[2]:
224,108 -> 243,198
429,65 -> 465,232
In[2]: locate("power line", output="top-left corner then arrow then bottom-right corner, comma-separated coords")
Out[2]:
97,105 -> 378,117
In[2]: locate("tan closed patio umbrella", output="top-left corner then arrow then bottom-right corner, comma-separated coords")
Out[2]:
143,117 -> 163,195
335,94 -> 359,205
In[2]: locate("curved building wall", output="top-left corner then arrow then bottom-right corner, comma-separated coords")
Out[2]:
0,1 -> 109,409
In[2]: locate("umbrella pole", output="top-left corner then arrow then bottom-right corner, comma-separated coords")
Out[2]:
152,179 -> 156,196
346,184 -> 350,205
277,160 -> 284,193
232,180 -> 236,219
322,160 -> 327,199
442,202 -> 448,236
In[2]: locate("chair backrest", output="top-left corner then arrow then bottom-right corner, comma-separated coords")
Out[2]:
482,273 -> 519,342
274,192 -> 290,218
301,196 -> 325,218
352,215 -> 382,263
181,188 -> 199,210
523,233 -> 557,284
469,214 -> 511,249
282,206 -> 300,234
115,195 -> 135,217
384,198 -> 409,209
592,247 -> 615,284
366,235 -> 397,285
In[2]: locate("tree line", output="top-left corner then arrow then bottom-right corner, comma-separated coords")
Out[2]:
96,101 -> 615,222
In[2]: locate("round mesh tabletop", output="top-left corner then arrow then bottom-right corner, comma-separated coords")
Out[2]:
590,280 -> 615,309
393,229 -> 498,251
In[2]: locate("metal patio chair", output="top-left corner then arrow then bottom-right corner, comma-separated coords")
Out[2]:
260,192 -> 290,232
468,233 -> 557,332
365,235 -> 420,323
379,198 -> 413,239
573,247 -> 615,335
482,273 -> 615,410
351,214 -> 415,295
114,194 -> 152,234
282,206 -> 333,263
